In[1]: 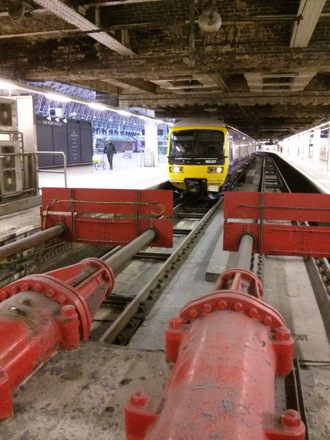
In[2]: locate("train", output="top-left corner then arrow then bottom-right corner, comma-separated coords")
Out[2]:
167,118 -> 256,194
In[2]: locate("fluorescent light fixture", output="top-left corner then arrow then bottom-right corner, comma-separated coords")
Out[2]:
0,77 -> 175,127
0,80 -> 16,90
284,120 -> 330,140
290,0 -> 326,48
117,109 -> 132,116
88,103 -> 108,111
45,93 -> 72,102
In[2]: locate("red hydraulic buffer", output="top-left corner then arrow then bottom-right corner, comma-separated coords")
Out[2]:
0,258 -> 114,422
126,268 -> 306,439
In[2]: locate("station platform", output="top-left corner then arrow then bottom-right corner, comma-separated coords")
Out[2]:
0,152 -> 329,439
0,154 -> 168,242
38,153 -> 168,191
1,150 -> 330,242
280,151 -> 330,194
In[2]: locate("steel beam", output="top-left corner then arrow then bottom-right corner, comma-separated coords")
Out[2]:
0,223 -> 66,261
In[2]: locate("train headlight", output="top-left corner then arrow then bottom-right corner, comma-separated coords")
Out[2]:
207,167 -> 223,173
171,166 -> 183,173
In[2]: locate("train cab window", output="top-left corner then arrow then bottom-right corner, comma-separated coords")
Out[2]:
196,131 -> 224,157
169,130 -> 224,159
170,131 -> 194,157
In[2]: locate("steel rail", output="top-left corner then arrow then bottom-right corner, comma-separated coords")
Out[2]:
100,198 -> 222,344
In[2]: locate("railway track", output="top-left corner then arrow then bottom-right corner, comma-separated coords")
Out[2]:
0,155 -> 329,439
91,197 -> 222,344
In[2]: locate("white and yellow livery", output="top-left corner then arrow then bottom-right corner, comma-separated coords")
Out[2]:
167,118 -> 256,194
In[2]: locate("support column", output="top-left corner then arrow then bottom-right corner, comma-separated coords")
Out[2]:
312,127 -> 321,165
143,110 -> 159,167
302,131 -> 309,161
293,134 -> 300,159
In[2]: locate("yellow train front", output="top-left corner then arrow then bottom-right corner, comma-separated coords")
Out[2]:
167,118 -> 255,195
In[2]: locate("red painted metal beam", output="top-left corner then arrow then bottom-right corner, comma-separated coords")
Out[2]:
223,192 -> 330,257
41,187 -> 173,248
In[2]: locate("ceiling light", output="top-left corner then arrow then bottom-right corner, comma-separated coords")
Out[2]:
88,103 -> 108,110
0,80 -> 16,90
198,7 -> 222,33
45,93 -> 72,102
8,0 -> 25,21
117,110 -> 132,116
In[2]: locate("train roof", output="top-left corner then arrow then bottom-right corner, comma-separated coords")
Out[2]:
172,118 -> 255,140
172,118 -> 226,128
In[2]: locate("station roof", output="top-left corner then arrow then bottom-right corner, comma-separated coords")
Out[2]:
0,0 -> 329,140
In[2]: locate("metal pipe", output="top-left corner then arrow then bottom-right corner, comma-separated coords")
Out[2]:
0,223 -> 157,422
0,256 -> 115,422
104,228 -> 157,273
237,233 -> 254,271
0,223 -> 66,261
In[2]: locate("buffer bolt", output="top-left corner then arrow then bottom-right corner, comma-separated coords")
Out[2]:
189,308 -> 198,319
281,409 -> 301,428
264,316 -> 273,326
46,289 -> 55,297
234,302 -> 243,312
57,294 -> 66,304
248,307 -> 258,318
61,305 -> 76,317
169,317 -> 184,329
10,286 -> 19,295
203,303 -> 212,313
0,291 -> 9,300
217,300 -> 227,310
274,326 -> 291,341
34,283 -> 44,292
21,282 -> 31,291
130,390 -> 148,408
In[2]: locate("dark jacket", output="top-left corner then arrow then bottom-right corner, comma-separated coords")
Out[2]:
104,142 -> 116,154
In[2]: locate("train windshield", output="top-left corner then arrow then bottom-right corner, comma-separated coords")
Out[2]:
169,129 -> 224,159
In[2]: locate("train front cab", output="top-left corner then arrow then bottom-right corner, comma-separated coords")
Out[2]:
167,124 -> 229,196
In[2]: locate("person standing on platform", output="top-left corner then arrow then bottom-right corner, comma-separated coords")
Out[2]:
104,139 -> 117,170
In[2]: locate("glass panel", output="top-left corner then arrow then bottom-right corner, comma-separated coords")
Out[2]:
169,129 -> 224,158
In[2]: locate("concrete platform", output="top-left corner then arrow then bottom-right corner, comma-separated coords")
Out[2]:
280,150 -> 330,194
38,153 -> 168,190
0,343 -> 169,440
0,154 -> 168,242
0,152 -> 329,439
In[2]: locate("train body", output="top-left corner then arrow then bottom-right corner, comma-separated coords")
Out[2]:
167,118 -> 256,193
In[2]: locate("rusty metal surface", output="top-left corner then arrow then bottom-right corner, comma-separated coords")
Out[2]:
224,192 -> 330,257
41,187 -> 173,248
